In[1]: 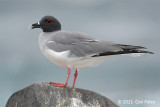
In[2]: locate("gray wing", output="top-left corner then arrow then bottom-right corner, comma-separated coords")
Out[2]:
46,31 -> 152,58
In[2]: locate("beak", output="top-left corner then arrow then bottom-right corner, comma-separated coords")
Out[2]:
29,22 -> 41,30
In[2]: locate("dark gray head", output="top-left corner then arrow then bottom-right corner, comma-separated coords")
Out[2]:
31,16 -> 61,32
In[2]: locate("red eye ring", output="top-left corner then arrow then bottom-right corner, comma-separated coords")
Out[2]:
47,19 -> 53,24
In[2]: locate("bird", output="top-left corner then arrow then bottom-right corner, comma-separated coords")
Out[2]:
30,15 -> 153,88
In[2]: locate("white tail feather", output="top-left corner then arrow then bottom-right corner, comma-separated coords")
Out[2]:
122,53 -> 144,57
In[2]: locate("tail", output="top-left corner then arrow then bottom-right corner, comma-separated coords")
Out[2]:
118,44 -> 154,54
120,48 -> 153,57
92,44 -> 153,57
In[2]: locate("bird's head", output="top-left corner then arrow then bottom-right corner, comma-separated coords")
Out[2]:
30,16 -> 61,32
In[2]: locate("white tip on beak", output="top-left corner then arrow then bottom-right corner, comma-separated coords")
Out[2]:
38,22 -> 40,25
28,25 -> 33,30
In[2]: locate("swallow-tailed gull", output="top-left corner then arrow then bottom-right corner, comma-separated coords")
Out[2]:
30,16 -> 153,88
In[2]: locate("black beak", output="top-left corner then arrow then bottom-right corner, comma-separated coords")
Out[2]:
29,22 -> 41,29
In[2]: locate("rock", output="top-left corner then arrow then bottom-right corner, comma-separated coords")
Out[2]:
6,82 -> 118,107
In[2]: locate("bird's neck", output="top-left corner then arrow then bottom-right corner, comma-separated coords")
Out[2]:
43,28 -> 61,32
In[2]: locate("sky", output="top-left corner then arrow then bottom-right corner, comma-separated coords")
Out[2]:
0,0 -> 160,107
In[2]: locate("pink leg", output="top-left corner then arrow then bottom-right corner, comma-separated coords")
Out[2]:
50,68 -> 71,87
72,69 -> 78,88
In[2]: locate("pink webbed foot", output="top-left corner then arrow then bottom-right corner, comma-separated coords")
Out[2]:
50,82 -> 67,87
50,67 -> 71,87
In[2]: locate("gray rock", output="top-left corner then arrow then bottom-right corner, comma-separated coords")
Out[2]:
6,82 -> 119,107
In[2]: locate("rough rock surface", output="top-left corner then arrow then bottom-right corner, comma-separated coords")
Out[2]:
6,82 -> 118,107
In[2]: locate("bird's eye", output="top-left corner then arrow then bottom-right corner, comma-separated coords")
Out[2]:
46,19 -> 53,24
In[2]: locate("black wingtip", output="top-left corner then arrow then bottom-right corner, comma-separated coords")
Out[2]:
133,50 -> 154,54
92,49 -> 154,57
148,51 -> 154,54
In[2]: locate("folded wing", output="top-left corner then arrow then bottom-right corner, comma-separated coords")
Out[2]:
46,31 -> 153,58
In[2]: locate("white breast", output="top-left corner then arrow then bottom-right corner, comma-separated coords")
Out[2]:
43,48 -> 72,68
